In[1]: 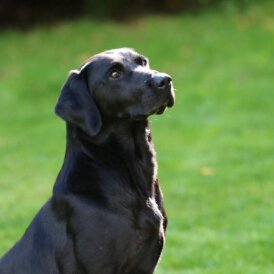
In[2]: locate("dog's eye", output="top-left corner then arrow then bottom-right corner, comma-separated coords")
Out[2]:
109,62 -> 124,80
109,70 -> 121,79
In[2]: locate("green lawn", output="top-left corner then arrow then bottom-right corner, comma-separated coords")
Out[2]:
1,2 -> 274,273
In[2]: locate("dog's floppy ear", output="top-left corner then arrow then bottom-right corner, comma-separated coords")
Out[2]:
55,70 -> 102,136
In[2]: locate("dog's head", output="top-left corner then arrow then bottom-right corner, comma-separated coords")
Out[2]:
55,48 -> 175,136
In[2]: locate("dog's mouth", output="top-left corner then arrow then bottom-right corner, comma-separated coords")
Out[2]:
155,87 -> 175,115
129,86 -> 175,120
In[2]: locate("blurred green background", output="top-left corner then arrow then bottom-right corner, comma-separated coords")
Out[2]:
0,1 -> 274,273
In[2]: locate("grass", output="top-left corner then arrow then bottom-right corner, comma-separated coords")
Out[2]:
1,2 -> 274,273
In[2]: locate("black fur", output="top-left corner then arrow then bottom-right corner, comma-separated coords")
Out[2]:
0,48 -> 175,274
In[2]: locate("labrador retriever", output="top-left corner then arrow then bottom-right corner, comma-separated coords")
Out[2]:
0,48 -> 175,274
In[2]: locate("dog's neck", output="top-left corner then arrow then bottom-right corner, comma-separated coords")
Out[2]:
56,120 -> 158,198
68,118 -> 150,145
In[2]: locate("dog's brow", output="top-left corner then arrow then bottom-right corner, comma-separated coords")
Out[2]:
110,61 -> 124,68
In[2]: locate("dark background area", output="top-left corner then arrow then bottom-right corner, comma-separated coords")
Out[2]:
0,0 -> 250,29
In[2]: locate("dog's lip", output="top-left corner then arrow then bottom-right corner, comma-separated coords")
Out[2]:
155,88 -> 175,115
131,86 -> 175,119
155,105 -> 167,115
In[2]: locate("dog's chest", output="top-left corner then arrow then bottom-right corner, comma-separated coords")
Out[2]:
138,197 -> 163,234
118,197 -> 165,272
132,197 -> 164,251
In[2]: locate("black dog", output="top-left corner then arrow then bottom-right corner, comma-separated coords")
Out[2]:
0,48 -> 175,274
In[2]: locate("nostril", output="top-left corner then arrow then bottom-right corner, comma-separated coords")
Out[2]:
158,76 -> 172,89
148,74 -> 172,90
154,76 -> 170,89
158,78 -> 166,88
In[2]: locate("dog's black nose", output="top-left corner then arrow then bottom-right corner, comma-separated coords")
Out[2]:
149,74 -> 172,90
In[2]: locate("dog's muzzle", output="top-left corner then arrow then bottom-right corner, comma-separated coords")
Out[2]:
147,73 -> 175,115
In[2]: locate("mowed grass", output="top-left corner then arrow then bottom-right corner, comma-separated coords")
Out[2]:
1,2 -> 274,273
